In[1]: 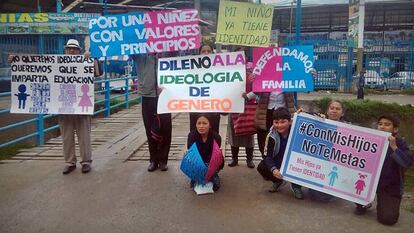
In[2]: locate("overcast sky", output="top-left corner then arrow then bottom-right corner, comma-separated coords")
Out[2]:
261,0 -> 406,6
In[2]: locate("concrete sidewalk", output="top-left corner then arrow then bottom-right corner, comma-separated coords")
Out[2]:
1,106 -> 414,233
1,159 -> 414,233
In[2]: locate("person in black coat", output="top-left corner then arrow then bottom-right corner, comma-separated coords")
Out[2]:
357,70 -> 365,99
355,114 -> 412,225
187,114 -> 223,191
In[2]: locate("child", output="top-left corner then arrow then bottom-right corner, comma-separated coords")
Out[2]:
355,114 -> 412,225
257,107 -> 304,199
187,114 -> 224,191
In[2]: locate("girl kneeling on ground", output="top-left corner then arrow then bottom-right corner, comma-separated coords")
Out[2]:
187,114 -> 224,191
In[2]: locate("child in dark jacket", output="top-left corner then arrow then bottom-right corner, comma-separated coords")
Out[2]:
355,114 -> 412,225
257,107 -> 304,199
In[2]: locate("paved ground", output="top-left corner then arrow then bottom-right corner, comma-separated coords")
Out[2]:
1,104 -> 414,233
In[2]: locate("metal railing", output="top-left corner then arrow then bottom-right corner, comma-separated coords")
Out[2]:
0,75 -> 140,149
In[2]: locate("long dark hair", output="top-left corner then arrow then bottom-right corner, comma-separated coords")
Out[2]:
199,44 -> 214,54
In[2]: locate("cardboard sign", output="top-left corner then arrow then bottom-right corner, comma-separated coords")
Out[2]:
10,55 -> 95,115
252,46 -> 314,92
280,113 -> 390,205
216,1 -> 273,47
157,52 -> 246,113
89,9 -> 200,57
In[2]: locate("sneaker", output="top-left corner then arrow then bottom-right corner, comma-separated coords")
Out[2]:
62,165 -> 76,175
291,185 -> 304,199
354,203 -> 372,215
246,160 -> 255,169
81,164 -> 91,173
268,181 -> 286,193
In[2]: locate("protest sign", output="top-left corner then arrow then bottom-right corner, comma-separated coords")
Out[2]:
10,54 -> 95,115
180,143 -> 208,185
252,46 -> 314,92
216,0 -> 273,47
280,113 -> 390,205
89,9 -> 200,57
157,51 -> 246,114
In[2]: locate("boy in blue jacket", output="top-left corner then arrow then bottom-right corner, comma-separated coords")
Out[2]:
257,107 -> 304,199
355,114 -> 412,225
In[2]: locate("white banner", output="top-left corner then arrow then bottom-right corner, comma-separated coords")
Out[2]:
10,55 -> 95,115
157,52 -> 246,113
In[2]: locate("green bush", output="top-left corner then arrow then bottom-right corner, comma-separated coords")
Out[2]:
314,97 -> 414,152
314,97 -> 414,124
402,88 -> 414,95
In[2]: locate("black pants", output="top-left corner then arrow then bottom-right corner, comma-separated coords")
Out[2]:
377,192 -> 402,225
231,146 -> 253,161
189,113 -> 220,133
257,160 -> 301,189
257,109 -> 275,157
142,96 -> 172,164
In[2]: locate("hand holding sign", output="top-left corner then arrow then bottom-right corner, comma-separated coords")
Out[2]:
272,169 -> 283,179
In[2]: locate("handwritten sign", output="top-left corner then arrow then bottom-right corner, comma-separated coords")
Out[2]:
89,9 -> 200,57
252,46 -> 314,92
280,113 -> 390,205
157,52 -> 246,114
10,55 -> 95,115
216,1 -> 273,47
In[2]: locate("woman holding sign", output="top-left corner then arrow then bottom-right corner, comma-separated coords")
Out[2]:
185,114 -> 224,191
227,47 -> 256,169
189,44 -> 221,133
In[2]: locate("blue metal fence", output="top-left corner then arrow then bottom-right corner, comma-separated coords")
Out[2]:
287,38 -> 414,91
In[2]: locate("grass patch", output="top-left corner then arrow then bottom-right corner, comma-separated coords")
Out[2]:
405,166 -> 414,192
315,97 -> 414,124
0,143 -> 32,160
402,88 -> 414,95
408,203 -> 414,214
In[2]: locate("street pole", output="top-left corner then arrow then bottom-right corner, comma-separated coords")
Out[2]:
295,0 -> 301,45
294,0 -> 301,106
356,0 -> 365,74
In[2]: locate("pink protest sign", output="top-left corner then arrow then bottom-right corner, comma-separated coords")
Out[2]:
280,113 -> 390,205
205,140 -> 223,182
89,9 -> 200,57
252,46 -> 314,92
